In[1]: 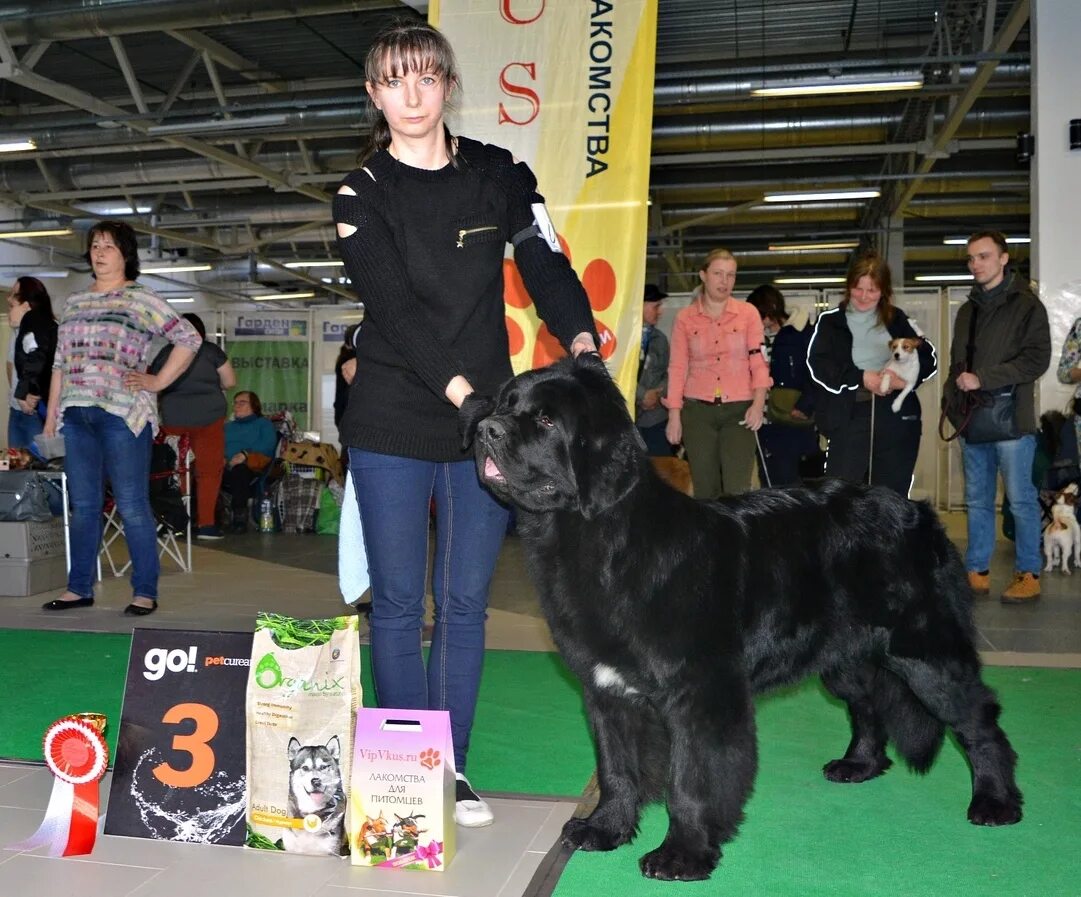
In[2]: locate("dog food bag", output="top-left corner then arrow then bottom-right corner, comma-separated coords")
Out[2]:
245,613 -> 361,856
349,709 -> 456,870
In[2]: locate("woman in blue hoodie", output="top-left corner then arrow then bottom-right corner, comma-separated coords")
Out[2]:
223,390 -> 278,532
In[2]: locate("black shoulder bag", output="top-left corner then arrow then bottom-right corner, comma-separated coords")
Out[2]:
939,306 -> 1021,444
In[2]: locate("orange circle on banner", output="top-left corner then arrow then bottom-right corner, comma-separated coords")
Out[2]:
531,319 -> 617,368
532,325 -> 564,368
503,259 -> 532,309
506,315 -> 525,356
558,234 -> 572,261
582,258 -> 617,311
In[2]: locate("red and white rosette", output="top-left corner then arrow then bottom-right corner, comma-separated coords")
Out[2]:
4,717 -> 109,857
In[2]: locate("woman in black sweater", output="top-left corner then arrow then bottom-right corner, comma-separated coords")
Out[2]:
5,276 -> 57,453
333,20 -> 597,829
807,253 -> 936,496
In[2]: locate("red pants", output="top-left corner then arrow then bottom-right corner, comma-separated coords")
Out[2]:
162,419 -> 225,527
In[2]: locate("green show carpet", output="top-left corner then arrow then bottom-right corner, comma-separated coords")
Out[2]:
553,667 -> 1080,897
0,630 -> 593,798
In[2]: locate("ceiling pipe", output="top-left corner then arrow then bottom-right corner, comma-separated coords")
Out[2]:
0,0 -> 390,46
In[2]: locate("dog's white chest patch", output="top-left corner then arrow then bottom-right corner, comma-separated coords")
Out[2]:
593,663 -> 639,696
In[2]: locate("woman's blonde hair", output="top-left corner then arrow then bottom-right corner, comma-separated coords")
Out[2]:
842,252 -> 895,327
362,19 -> 459,165
700,248 -> 737,272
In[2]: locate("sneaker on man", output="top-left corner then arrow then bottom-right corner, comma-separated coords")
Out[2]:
196,525 -> 224,540
455,773 -> 493,827
966,570 -> 990,595
1001,572 -> 1040,604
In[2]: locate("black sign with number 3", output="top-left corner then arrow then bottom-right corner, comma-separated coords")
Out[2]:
104,629 -> 252,845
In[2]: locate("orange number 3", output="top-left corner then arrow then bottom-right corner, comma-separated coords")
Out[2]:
152,702 -> 219,788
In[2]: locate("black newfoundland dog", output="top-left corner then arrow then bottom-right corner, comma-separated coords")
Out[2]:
469,355 -> 1022,881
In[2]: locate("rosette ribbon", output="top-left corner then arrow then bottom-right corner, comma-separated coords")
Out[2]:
5,716 -> 109,857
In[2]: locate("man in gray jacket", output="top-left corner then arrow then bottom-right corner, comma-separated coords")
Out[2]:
636,284 -> 671,455
944,230 -> 1051,603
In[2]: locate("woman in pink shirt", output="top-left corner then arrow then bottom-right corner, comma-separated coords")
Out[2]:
665,249 -> 772,497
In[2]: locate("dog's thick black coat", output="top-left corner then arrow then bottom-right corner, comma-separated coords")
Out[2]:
474,356 -> 1022,881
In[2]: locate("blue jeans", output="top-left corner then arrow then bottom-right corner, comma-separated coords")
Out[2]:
961,434 -> 1041,574
349,449 -> 509,772
62,406 -> 158,600
8,403 -> 44,455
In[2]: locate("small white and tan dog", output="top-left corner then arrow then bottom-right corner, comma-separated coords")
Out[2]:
880,337 -> 922,413
1043,483 -> 1081,575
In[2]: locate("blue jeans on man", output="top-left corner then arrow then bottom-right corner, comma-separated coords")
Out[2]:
961,434 -> 1041,574
348,449 -> 509,771
62,406 -> 158,600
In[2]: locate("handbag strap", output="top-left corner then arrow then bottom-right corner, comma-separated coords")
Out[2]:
964,303 -> 979,373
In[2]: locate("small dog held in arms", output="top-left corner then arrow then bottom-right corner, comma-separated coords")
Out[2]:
283,736 -> 347,855
467,354 -> 1022,882
880,337 -> 923,412
1043,483 -> 1081,574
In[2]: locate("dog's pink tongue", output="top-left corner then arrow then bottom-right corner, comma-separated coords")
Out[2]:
484,456 -> 504,481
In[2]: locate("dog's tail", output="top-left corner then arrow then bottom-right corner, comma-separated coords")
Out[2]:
873,668 -> 945,774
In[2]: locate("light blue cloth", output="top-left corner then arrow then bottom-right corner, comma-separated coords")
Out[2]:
338,472 -> 370,603
846,305 -> 891,373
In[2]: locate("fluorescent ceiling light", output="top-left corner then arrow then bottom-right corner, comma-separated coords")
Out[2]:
252,291 -> 316,301
0,268 -> 68,278
764,189 -> 880,203
166,297 -> 195,304
283,260 -> 344,269
752,74 -> 923,98
0,228 -> 73,239
141,264 -> 213,274
774,276 -> 846,285
942,236 -> 1030,245
0,139 -> 36,153
914,274 -> 974,282
767,241 -> 859,252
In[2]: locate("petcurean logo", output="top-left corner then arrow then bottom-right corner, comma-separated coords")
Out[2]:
253,652 -> 345,692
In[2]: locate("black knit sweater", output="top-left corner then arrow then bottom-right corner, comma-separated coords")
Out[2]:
333,137 -> 596,461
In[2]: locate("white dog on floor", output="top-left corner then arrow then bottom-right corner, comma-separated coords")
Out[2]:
879,337 -> 922,413
1043,483 -> 1081,574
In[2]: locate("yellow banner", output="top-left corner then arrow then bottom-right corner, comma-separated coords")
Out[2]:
430,0 -> 658,404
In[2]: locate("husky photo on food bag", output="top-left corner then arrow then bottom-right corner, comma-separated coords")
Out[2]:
245,613 -> 361,857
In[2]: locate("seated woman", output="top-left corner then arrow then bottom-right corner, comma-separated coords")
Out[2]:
223,390 -> 278,532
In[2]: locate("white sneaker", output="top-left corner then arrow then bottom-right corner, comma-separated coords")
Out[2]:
455,773 -> 494,827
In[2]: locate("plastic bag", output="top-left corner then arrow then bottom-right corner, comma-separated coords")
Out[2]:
316,485 -> 341,536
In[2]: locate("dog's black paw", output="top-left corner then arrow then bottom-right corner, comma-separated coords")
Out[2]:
968,793 -> 1023,826
822,755 -> 892,783
638,844 -> 719,881
560,816 -> 633,852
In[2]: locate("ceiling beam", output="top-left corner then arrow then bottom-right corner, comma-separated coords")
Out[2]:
167,28 -> 285,92
892,0 -> 1030,214
0,50 -> 331,204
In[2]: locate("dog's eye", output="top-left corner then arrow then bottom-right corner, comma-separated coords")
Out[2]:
538,414 -> 555,429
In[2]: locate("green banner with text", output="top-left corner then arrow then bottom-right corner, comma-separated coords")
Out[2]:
227,340 -> 309,428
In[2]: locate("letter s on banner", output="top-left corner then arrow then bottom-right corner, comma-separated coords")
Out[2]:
499,62 -> 540,126
500,0 -> 545,25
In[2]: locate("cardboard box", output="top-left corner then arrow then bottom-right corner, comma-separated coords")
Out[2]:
0,555 -> 67,596
0,519 -> 65,560
349,709 -> 455,870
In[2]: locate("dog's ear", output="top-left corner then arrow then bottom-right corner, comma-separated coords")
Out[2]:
326,734 -> 341,759
568,375 -> 642,519
288,737 -> 301,760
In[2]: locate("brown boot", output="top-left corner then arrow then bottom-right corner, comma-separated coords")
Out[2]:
1001,572 -> 1041,604
967,570 -> 990,596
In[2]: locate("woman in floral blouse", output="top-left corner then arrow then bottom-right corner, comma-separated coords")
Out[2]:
1057,316 -> 1081,461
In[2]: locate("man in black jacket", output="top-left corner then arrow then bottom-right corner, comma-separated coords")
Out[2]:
945,231 -> 1050,603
